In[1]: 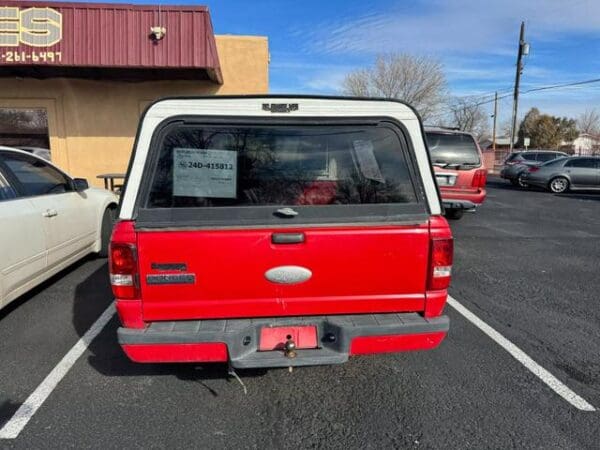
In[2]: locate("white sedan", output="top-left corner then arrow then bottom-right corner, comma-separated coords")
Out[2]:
0,147 -> 119,310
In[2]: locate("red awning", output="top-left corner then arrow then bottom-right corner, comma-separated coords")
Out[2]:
0,2 -> 222,83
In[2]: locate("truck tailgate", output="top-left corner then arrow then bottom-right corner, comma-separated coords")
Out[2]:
137,224 -> 429,321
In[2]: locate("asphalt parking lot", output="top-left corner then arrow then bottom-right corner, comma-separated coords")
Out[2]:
1,176 -> 599,449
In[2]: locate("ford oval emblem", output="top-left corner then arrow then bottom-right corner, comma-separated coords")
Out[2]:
265,266 -> 312,284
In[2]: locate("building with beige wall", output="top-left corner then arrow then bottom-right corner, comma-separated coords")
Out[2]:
0,2 -> 269,187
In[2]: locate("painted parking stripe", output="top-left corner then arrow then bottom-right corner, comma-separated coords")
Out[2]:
447,296 -> 596,412
0,303 -> 115,439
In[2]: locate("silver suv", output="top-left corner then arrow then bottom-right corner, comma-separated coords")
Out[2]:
500,151 -> 568,187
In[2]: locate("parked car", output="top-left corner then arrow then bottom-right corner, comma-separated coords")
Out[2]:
0,147 -> 118,310
424,127 -> 487,220
112,96 -> 452,368
522,156 -> 600,193
500,150 -> 568,187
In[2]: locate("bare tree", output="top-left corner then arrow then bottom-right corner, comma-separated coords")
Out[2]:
499,119 -> 513,138
342,53 -> 447,120
577,109 -> 600,135
447,97 -> 489,139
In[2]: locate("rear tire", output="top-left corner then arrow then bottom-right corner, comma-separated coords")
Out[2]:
517,173 -> 529,188
98,207 -> 116,257
549,177 -> 569,193
445,209 -> 464,220
510,179 -> 519,186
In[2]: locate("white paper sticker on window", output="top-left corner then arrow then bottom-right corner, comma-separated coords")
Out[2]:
173,148 -> 237,198
353,140 -> 385,183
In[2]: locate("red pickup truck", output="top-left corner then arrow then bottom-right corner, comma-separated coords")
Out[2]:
111,96 -> 452,369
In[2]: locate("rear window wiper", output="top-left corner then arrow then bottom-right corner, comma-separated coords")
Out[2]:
447,162 -> 480,169
436,163 -> 463,169
434,162 -> 479,169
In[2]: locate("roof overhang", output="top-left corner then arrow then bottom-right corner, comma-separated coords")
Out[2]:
0,2 -> 222,83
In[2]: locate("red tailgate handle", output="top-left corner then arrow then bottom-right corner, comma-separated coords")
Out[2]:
272,232 -> 305,244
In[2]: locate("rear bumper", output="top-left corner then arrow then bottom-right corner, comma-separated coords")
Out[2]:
442,199 -> 477,211
118,313 -> 449,368
500,168 -> 516,179
501,169 -> 527,181
440,189 -> 486,210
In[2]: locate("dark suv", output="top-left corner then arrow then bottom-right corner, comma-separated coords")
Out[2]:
500,151 -> 568,187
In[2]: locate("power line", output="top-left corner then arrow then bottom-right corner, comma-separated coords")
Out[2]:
522,77 -> 600,95
428,77 -> 600,120
428,92 -> 513,119
454,86 -> 514,101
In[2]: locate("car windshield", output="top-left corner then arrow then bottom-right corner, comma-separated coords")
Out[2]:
425,132 -> 480,165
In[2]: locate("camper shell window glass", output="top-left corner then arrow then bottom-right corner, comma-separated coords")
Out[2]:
137,118 -> 428,228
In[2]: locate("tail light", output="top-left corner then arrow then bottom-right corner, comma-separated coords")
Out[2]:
109,243 -> 139,299
528,166 -> 540,173
428,238 -> 453,290
471,169 -> 487,188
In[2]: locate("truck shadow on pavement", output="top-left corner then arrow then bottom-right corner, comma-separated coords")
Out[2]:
0,399 -> 20,429
73,263 -> 267,388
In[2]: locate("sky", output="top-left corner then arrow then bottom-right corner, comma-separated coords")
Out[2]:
40,0 -> 600,128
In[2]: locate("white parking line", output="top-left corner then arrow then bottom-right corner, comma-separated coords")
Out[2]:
447,296 -> 596,412
0,303 -> 115,439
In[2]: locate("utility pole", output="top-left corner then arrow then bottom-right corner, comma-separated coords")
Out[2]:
509,21 -> 529,152
492,91 -> 498,151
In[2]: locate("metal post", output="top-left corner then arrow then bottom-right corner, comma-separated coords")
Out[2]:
492,91 -> 498,151
509,21 -> 526,152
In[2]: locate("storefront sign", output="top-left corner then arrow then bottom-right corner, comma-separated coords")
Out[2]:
0,3 -> 221,79
0,7 -> 62,47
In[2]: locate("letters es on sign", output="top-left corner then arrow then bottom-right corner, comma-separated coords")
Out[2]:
0,7 -> 62,47
173,148 -> 238,199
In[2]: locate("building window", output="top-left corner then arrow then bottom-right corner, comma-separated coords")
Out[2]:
0,108 -> 50,160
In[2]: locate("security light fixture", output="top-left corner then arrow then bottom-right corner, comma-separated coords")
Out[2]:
150,26 -> 166,41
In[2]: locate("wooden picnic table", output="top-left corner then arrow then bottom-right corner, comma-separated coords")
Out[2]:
96,173 -> 126,192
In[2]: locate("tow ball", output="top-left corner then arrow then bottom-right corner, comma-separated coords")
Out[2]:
284,336 -> 297,358
284,337 -> 297,373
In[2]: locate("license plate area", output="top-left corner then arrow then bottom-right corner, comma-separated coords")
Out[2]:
259,326 -> 318,351
436,173 -> 457,186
